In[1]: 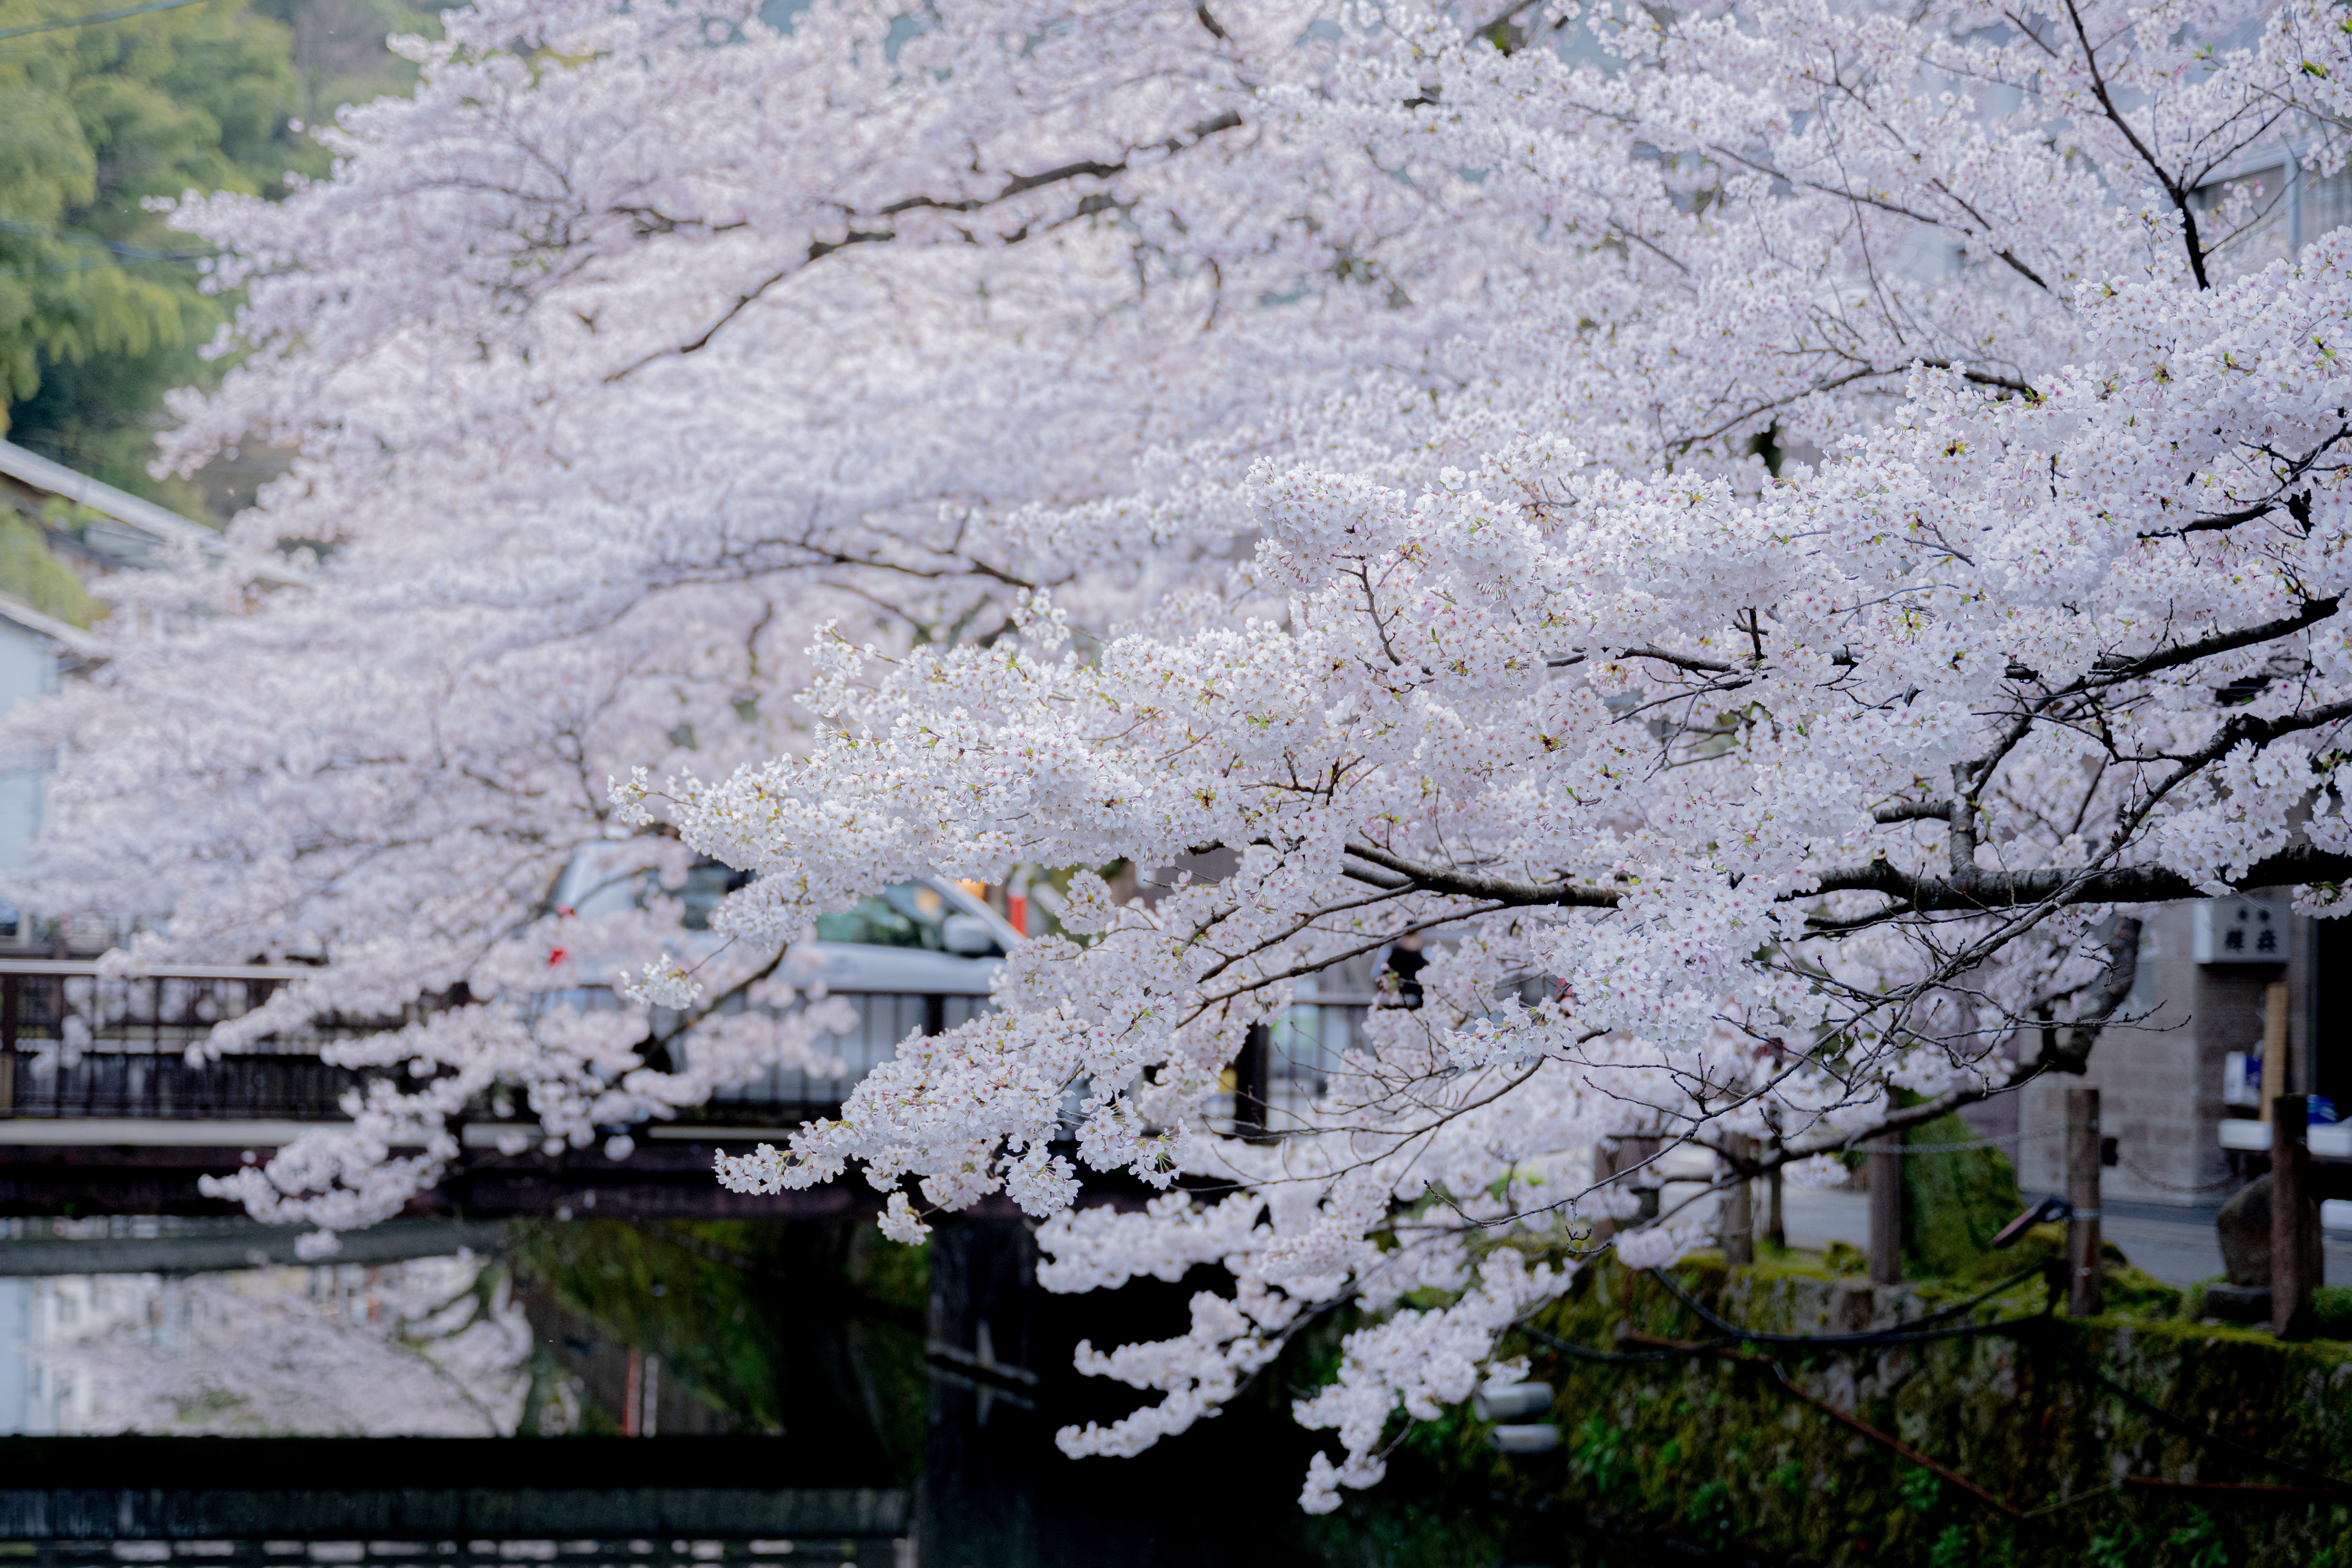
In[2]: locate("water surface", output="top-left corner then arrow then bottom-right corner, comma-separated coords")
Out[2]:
0,1217 -> 1701,1568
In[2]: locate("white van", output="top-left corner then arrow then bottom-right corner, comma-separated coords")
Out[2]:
549,853 -> 1022,1114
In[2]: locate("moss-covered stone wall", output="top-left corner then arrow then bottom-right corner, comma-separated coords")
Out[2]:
1450,1256 -> 2352,1567
1900,1109 -> 2026,1278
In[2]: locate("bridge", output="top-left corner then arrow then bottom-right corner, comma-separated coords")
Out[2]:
0,952 -> 1377,1218
0,1435 -> 913,1565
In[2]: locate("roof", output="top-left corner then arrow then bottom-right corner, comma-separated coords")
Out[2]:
0,439 -> 222,555
0,589 -> 99,656
0,438 -> 305,585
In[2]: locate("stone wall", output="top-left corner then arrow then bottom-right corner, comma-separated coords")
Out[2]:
1461,1256 -> 2352,1566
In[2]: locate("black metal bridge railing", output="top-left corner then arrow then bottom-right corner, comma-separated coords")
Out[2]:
0,961 -> 1388,1131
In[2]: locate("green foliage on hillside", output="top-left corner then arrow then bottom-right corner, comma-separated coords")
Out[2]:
0,506 -> 99,623
0,0 -> 433,518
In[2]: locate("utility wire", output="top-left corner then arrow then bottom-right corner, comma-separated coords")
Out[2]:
1517,1321 -> 1718,1364
1512,1265 -> 2049,1364
1871,1125 -> 2064,1154
1643,1261 -> 2049,1346
2032,1328 -> 2352,1495
0,258 -> 125,277
0,0 -> 209,44
0,216 -> 211,266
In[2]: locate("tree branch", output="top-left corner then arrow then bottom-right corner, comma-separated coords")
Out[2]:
1342,840 -> 2352,920
608,111 -> 1246,381
1813,843 -> 2352,914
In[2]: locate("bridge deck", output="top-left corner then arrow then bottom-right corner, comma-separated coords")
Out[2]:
0,1436 -> 907,1542
0,959 -> 1377,1217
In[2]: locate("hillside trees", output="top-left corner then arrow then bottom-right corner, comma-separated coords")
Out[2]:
0,0 -> 433,515
1,0 -> 300,508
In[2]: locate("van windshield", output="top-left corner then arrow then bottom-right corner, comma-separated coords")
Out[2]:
811,883 -> 952,950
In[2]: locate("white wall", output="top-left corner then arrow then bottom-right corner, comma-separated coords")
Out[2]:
0,1278 -> 29,1433
0,614 -> 56,875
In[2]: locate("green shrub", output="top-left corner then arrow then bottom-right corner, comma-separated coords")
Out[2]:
1900,1109 -> 2024,1277
1929,1524 -> 1975,1568
2165,1506 -> 2228,1568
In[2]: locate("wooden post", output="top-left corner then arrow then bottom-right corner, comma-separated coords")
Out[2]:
1869,1133 -> 1901,1284
1232,1022 -> 1271,1140
2272,1093 -> 2314,1338
1592,1137 -> 1622,1243
2260,980 -> 2289,1123
0,972 -> 15,1117
1627,1137 -> 1661,1221
1720,1134 -> 1755,1265
1765,1161 -> 1786,1251
2065,1087 -> 2103,1317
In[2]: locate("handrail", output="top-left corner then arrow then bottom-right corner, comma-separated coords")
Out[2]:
0,958 -> 313,980
0,961 -> 1399,997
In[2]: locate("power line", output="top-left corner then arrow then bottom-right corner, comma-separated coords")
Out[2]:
0,215 -> 211,265
0,0 -> 210,44
1643,1258 -> 2048,1346
0,258 -> 118,277
1874,1123 -> 2066,1154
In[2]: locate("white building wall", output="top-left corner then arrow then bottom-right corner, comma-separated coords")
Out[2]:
0,614 -> 57,876
0,1278 -> 29,1434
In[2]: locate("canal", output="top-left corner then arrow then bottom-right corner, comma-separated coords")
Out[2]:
0,1216 -> 1698,1568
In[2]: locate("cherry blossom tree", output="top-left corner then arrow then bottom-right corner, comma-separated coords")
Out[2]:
18,0 -> 2352,1512
659,0 -> 2352,1508
6,0 -> 1540,1233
